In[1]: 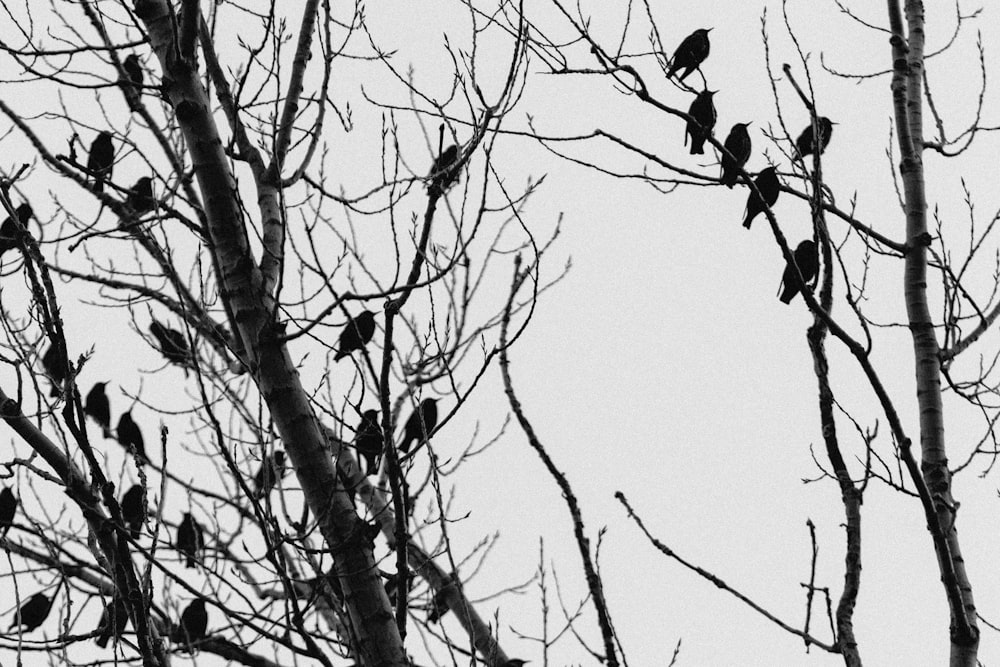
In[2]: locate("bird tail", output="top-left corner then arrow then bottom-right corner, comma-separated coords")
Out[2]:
779,285 -> 795,304
96,634 -> 110,648
742,214 -> 753,230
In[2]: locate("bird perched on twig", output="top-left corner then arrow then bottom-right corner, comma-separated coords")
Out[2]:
795,117 -> 834,159
0,203 -> 32,260
720,122 -> 752,188
150,320 -> 191,373
121,484 -> 144,539
253,450 -> 287,499
429,144 -> 460,195
85,382 -> 112,438
173,597 -> 208,645
116,410 -> 147,461
9,592 -> 53,632
399,398 -> 439,455
87,131 -> 115,193
685,90 -> 716,155
667,28 -> 712,82
334,310 -> 376,362
126,177 -> 154,214
176,513 -> 204,568
354,410 -> 384,476
742,167 -> 780,230
94,597 -> 129,648
41,344 -> 68,397
0,487 -> 17,538
778,240 -> 819,304
121,54 -> 143,111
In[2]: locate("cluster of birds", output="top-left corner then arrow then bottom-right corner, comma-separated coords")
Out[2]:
353,397 -> 439,477
669,28 -> 831,304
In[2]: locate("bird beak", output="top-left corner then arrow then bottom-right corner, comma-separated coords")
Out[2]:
706,28 -> 714,32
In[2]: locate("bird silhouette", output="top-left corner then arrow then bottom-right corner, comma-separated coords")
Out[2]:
720,122 -> 752,188
399,398 -> 439,455
426,585 -> 451,624
9,592 -> 53,632
779,240 -> 819,304
41,344 -> 68,397
742,167 -> 780,229
120,484 -> 144,539
116,411 -> 146,460
685,90 -> 717,155
334,310 -> 376,362
667,28 -> 712,82
126,177 -> 154,214
95,597 -> 129,648
173,597 -> 208,644
87,132 -> 114,193
795,117 -> 834,158
85,382 -> 112,438
354,410 -> 384,475
0,487 -> 17,538
176,513 -> 204,568
253,450 -> 286,499
121,54 -> 143,111
149,320 -> 190,372
0,204 -> 32,260
429,144 -> 460,194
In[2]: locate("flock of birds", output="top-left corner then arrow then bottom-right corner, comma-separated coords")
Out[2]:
669,27 -> 832,304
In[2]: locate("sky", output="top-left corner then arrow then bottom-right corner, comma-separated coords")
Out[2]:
2,1 -> 1000,666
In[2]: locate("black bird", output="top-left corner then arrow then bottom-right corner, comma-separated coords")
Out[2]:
429,144 -> 460,194
720,122 -> 752,188
667,28 -> 712,82
120,484 -> 144,539
87,131 -> 115,193
354,410 -> 384,476
41,344 -> 68,397
116,410 -> 147,461
503,661 -> 529,667
85,382 -> 112,438
9,592 -> 53,632
0,486 -> 17,538
742,167 -> 781,229
0,204 -> 32,259
149,320 -> 190,371
334,310 -> 376,362
95,597 -> 129,648
126,177 -> 154,214
173,597 -> 208,644
399,398 -> 439,455
795,117 -> 834,159
253,450 -> 286,499
176,512 -> 204,568
426,585 -> 451,624
779,240 -> 820,304
685,90 -> 717,155
121,54 -> 143,110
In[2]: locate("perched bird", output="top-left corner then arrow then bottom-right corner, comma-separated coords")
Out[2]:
121,54 -> 143,110
95,597 -> 129,648
9,592 -> 53,632
426,585 -> 451,624
176,512 -> 204,568
667,28 -> 712,82
334,310 -> 376,362
429,144 -> 460,194
116,411 -> 147,461
126,177 -> 154,214
41,344 -> 68,397
120,484 -> 144,539
0,204 -> 32,259
253,450 -> 287,499
85,382 -> 112,438
795,117 -> 834,159
149,320 -> 190,371
685,90 -> 716,155
399,398 -> 439,455
87,131 -> 115,193
0,486 -> 17,537
779,240 -> 820,304
742,167 -> 781,230
720,122 -> 752,188
354,410 -> 384,476
173,597 -> 208,644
